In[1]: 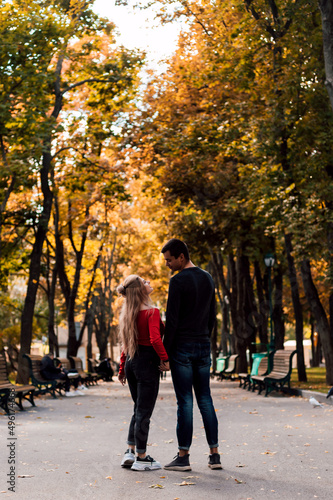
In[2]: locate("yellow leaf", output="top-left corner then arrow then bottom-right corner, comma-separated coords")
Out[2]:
174,481 -> 196,486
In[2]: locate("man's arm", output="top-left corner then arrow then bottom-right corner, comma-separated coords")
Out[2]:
164,278 -> 181,354
208,293 -> 216,336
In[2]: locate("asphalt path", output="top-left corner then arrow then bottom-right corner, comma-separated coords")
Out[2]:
0,375 -> 332,500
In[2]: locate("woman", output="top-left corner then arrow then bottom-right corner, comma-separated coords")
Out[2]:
117,275 -> 170,471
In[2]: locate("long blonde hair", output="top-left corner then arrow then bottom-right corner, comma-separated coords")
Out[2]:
117,275 -> 151,359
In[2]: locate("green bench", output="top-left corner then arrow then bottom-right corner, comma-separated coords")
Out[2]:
216,355 -> 230,377
219,354 -> 239,380
239,353 -> 271,390
251,349 -> 297,396
23,354 -> 65,398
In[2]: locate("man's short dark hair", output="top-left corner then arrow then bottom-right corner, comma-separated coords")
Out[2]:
161,238 -> 190,260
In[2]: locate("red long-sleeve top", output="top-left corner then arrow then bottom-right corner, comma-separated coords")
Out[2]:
118,308 -> 168,377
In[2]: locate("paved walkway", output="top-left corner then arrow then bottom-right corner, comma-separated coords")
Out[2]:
0,375 -> 332,500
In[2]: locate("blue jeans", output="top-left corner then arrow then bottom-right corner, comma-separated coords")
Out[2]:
125,346 -> 160,454
170,341 -> 219,450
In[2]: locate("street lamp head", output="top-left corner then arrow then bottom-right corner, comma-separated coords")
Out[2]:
264,253 -> 275,268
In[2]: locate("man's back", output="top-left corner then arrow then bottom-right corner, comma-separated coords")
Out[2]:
164,267 -> 215,352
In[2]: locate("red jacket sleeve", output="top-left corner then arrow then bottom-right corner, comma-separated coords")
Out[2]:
148,309 -> 169,361
118,351 -> 127,377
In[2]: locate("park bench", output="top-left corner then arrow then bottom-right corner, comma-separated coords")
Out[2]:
87,358 -> 104,382
69,356 -> 97,386
219,354 -> 239,380
251,349 -> 297,397
215,355 -> 230,378
0,351 -> 35,413
55,357 -> 80,387
239,356 -> 270,391
23,354 -> 65,398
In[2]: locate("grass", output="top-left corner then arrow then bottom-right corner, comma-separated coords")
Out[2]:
290,367 -> 330,394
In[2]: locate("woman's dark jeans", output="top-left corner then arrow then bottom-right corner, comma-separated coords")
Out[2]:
125,346 -> 160,453
170,341 -> 219,451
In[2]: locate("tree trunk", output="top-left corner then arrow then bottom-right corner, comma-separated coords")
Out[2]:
48,263 -> 59,357
17,150 -> 54,384
284,233 -> 307,382
272,264 -> 285,350
209,250 -> 230,354
301,259 -> 333,384
254,260 -> 269,346
319,0 -> 333,109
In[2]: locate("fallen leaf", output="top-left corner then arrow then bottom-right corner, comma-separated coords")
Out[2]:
149,484 -> 164,489
84,416 -> 94,419
105,476 -> 112,480
17,475 -> 34,478
164,439 -> 174,444
236,464 -> 246,468
235,478 -> 244,484
160,476 -> 166,478
181,475 -> 199,479
174,481 -> 196,486
294,414 -> 303,417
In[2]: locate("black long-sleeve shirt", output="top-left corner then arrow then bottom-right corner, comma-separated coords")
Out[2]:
163,267 -> 216,354
40,355 -> 61,380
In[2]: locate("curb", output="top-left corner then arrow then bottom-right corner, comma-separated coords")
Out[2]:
297,389 -> 333,405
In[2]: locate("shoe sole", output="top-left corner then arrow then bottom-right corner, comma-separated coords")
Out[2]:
131,464 -> 161,471
208,464 -> 223,469
163,465 -> 192,471
121,461 -> 134,468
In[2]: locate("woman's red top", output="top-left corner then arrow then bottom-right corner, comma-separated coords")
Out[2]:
118,308 -> 168,377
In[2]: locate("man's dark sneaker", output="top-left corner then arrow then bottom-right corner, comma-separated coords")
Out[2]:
131,455 -> 161,471
164,453 -> 191,471
121,448 -> 135,468
208,453 -> 222,469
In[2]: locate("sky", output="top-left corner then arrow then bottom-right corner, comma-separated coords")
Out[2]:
93,0 -> 182,69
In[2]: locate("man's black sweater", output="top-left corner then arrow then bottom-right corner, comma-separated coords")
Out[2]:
163,267 -> 216,354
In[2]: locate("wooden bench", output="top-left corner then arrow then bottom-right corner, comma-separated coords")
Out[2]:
0,352 -> 36,413
251,349 -> 297,396
87,358 -> 103,382
69,356 -> 97,386
239,356 -> 270,390
23,354 -> 65,398
219,354 -> 239,380
55,358 -> 80,387
215,355 -> 230,378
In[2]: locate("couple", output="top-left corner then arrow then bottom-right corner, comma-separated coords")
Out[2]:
117,238 -> 221,472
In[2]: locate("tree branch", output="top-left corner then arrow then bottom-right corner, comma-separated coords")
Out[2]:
61,77 -> 114,95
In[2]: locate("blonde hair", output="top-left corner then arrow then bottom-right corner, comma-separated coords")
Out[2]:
117,275 -> 151,359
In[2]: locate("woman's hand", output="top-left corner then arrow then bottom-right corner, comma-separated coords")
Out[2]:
118,372 -> 126,386
159,360 -> 170,372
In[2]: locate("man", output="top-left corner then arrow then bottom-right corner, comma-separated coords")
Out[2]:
40,352 -> 82,397
160,238 -> 221,471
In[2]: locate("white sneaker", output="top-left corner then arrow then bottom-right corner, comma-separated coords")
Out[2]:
74,390 -> 85,396
131,455 -> 161,471
65,391 -> 77,397
121,449 -> 135,468
78,385 -> 88,390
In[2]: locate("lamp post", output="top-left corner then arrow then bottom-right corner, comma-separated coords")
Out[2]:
264,253 -> 275,350
224,295 -> 231,355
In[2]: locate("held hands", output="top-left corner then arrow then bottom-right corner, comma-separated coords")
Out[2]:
118,372 -> 126,386
159,360 -> 170,372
